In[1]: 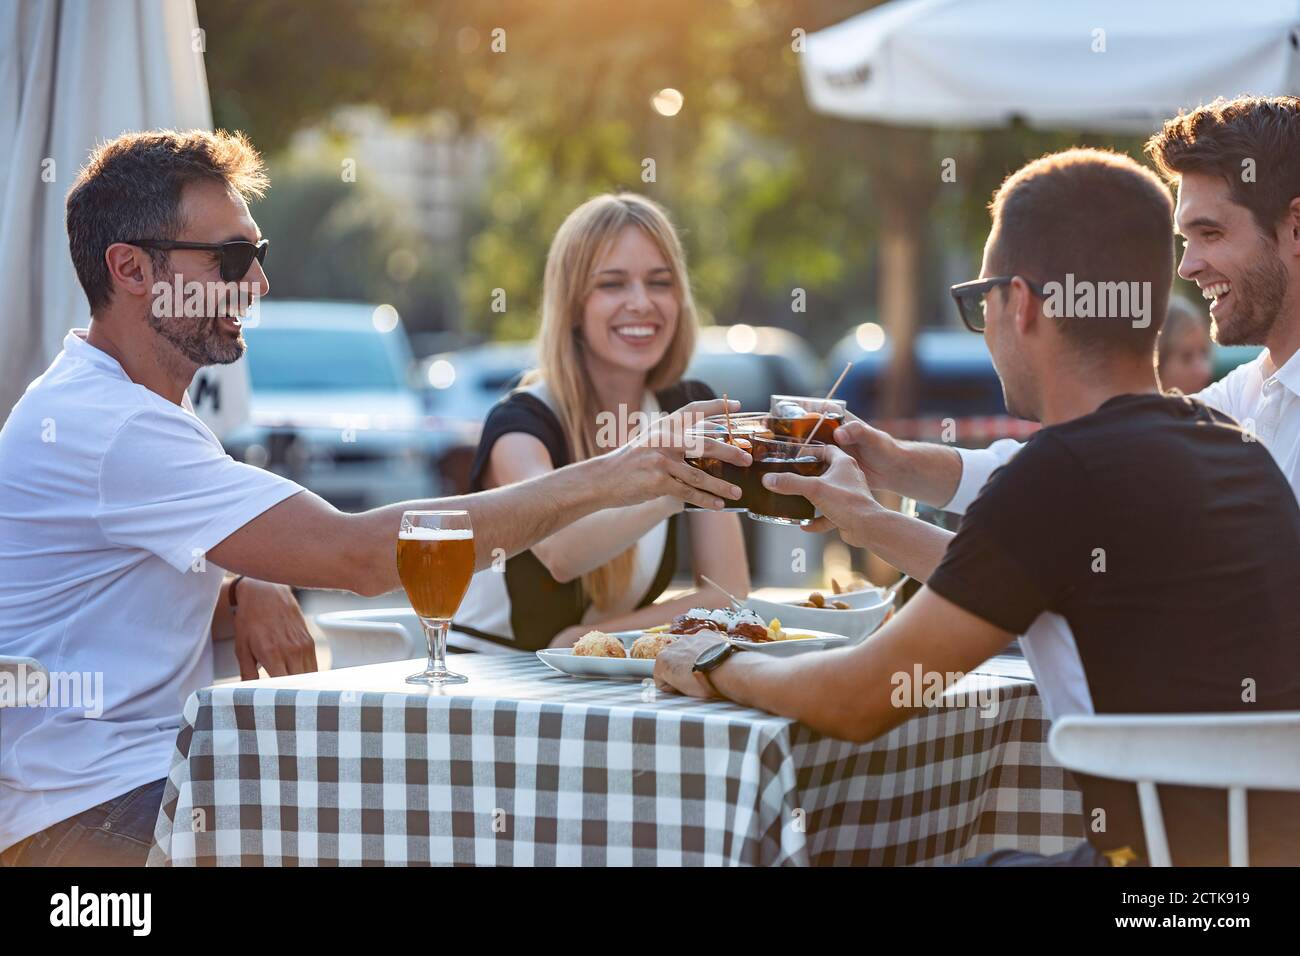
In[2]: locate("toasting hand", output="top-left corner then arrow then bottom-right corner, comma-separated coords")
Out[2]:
758,445 -> 883,547
602,398 -> 752,510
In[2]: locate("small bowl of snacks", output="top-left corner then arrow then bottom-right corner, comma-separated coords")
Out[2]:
743,581 -> 895,642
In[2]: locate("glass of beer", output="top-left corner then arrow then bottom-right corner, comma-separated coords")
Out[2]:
746,436 -> 830,525
769,396 -> 847,445
397,510 -> 475,685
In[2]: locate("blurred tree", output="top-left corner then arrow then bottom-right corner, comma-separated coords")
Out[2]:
199,0 -> 1166,405
250,149 -> 455,325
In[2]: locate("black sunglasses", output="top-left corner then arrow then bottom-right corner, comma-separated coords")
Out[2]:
127,238 -> 269,282
950,275 -> 1046,333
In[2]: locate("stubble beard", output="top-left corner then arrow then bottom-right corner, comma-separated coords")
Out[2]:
1212,240 -> 1288,347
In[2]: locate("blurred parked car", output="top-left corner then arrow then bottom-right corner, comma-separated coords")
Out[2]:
831,328 -> 1007,419
417,324 -> 822,426
831,325 -> 1272,423
419,341 -> 538,425
223,300 -> 478,511
687,326 -> 820,411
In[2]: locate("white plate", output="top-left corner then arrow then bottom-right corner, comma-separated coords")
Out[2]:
729,627 -> 851,656
535,648 -> 655,680
534,630 -> 657,680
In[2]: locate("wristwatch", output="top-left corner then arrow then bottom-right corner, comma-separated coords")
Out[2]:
692,640 -> 738,693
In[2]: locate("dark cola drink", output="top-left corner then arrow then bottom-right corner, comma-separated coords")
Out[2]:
685,418 -> 761,512
769,396 -> 847,445
686,436 -> 753,512
746,435 -> 830,525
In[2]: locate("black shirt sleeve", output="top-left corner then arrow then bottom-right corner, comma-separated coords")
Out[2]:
467,392 -> 569,493
927,431 -> 1095,634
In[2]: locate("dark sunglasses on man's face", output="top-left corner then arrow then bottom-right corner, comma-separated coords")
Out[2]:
949,275 -> 1046,333
126,238 -> 269,282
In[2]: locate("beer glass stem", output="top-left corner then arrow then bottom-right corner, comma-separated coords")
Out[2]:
422,618 -> 450,676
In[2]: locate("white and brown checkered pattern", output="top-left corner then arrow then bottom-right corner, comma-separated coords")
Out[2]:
149,653 -> 1085,866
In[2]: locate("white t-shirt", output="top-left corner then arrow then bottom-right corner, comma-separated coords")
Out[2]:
940,349 -> 1300,721
0,330 -> 302,851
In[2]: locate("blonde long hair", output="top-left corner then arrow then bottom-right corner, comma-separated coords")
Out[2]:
521,193 -> 700,609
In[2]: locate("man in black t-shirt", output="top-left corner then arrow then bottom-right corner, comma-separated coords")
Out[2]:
654,148 -> 1300,866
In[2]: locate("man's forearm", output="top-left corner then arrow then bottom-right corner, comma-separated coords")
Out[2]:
883,440 -> 963,509
354,455 -> 618,594
853,507 -> 954,582
708,645 -> 907,743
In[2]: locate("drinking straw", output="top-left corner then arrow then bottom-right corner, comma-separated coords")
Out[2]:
700,574 -> 745,610
723,392 -> 733,441
793,362 -> 852,457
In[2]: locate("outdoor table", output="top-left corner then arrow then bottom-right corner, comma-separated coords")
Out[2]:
149,651 -> 1085,866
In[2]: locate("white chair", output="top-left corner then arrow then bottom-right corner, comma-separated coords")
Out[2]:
1049,713 -> 1300,866
314,607 -> 516,669
0,655 -> 49,707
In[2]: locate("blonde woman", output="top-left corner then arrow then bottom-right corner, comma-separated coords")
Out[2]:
454,193 -> 751,650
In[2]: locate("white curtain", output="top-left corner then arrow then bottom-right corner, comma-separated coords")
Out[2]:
0,0 -> 248,435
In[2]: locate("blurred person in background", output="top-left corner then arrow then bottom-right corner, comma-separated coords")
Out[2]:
1157,295 -> 1213,394
454,193 -> 751,652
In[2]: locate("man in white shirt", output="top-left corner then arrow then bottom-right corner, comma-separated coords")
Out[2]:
0,130 -> 748,866
818,96 -> 1300,578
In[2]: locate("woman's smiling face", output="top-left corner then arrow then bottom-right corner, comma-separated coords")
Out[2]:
579,225 -> 679,376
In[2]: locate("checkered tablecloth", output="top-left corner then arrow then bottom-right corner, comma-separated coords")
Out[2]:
149,652 -> 1085,866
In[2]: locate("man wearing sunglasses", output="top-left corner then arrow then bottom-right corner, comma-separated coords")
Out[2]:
0,129 -> 748,866
816,96 -> 1300,582
655,146 -> 1300,865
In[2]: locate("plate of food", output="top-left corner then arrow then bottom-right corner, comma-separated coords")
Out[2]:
645,607 -> 851,657
535,630 -> 669,679
535,607 -> 854,680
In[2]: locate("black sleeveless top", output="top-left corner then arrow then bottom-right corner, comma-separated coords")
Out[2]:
454,379 -> 716,650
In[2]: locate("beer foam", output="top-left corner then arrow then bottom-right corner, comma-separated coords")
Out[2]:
399,527 -> 474,541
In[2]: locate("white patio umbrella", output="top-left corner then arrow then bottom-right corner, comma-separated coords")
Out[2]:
0,0 -> 249,436
802,0 -> 1300,132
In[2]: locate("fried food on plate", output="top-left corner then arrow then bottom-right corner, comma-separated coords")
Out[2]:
571,630 -> 626,658
630,633 -> 675,659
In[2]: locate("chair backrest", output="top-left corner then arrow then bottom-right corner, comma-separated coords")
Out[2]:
1049,713 -> 1300,866
313,609 -> 422,670
311,608 -> 516,672
0,656 -> 49,707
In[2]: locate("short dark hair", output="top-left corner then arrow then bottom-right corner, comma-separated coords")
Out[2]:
987,148 -> 1174,356
1146,95 -> 1300,237
65,129 -> 268,312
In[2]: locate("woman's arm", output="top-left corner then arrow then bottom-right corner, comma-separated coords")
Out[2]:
547,511 -> 751,646
486,432 -> 691,583
684,510 -> 750,598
